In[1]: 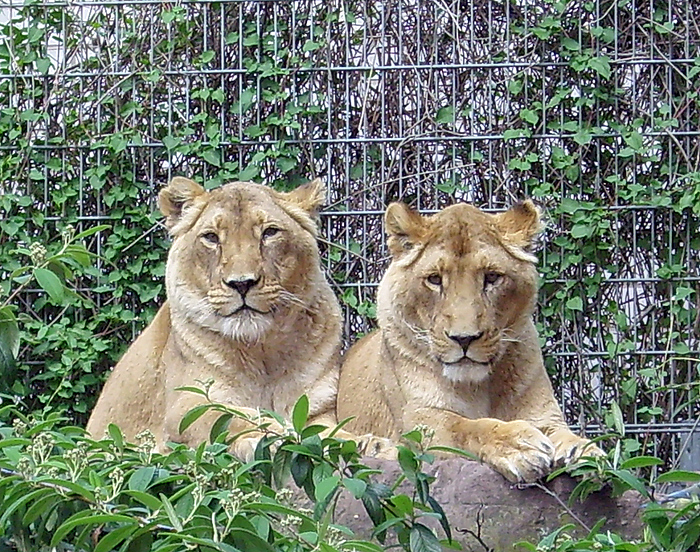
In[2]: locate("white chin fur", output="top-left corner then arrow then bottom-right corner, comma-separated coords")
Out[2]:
173,292 -> 272,344
441,362 -> 491,384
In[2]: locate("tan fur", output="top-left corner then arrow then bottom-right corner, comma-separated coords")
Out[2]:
88,178 -> 370,457
337,200 -> 602,483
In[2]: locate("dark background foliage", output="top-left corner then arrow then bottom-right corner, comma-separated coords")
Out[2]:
0,0 -> 698,468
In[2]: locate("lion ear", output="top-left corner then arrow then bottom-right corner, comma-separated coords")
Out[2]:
385,202 -> 425,258
494,199 -> 542,250
158,177 -> 206,229
283,178 -> 326,218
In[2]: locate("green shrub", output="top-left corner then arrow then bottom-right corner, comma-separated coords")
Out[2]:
0,396 -> 456,552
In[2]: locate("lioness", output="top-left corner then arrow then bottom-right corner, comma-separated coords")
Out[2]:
337,200 -> 601,483
88,177 -> 363,457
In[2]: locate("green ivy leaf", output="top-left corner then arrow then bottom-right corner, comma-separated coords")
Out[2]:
162,135 -> 180,150
624,131 -> 644,152
435,106 -> 454,124
561,37 -> 580,51
566,297 -> 583,311
573,129 -> 592,145
588,56 -> 611,79
201,149 -> 221,167
570,224 -> 592,239
508,79 -> 523,95
519,108 -> 539,125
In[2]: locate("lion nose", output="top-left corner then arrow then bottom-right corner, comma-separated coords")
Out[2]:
447,332 -> 484,353
224,276 -> 259,298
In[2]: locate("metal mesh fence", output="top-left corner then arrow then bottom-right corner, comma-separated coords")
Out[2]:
0,0 -> 698,467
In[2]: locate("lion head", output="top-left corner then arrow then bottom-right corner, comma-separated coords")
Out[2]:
376,200 -> 543,384
159,177 -> 328,344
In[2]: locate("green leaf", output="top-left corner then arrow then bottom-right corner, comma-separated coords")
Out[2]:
625,131 -> 644,152
573,129 -> 593,145
276,157 -> 296,174
0,307 -> 19,373
36,57 -> 52,74
178,403 -> 211,433
610,401 -> 625,435
566,297 -> 583,311
610,469 -> 649,498
174,385 -> 209,397
427,494 -> 452,542
73,224 -> 111,241
159,493 -> 183,532
620,456 -> 664,470
210,412 -> 233,441
63,244 -> 92,267
95,524 -> 139,552
315,475 -> 340,502
0,488 -> 53,527
202,149 -> 221,167
656,470 -> 700,484
409,524 -> 442,552
128,466 -> 156,491
162,135 -> 180,150
570,224 -> 592,239
519,108 -> 539,125
588,56 -> 611,79
292,394 -> 309,434
508,79 -> 523,95
51,512 -> 137,547
272,448 -> 293,487
34,267 -> 65,303
340,541 -> 384,552
107,423 -> 124,448
562,37 -> 580,50
397,445 -> 419,479
123,490 -> 163,510
426,445 -> 477,461
362,484 -> 388,538
127,531 -> 154,552
435,106 -> 454,124
343,477 -> 368,499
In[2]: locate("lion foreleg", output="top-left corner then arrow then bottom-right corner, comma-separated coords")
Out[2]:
409,407 -> 556,483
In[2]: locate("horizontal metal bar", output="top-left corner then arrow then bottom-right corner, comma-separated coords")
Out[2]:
0,130 -> 698,152
0,59 -> 696,82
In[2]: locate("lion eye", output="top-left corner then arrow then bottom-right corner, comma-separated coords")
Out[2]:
262,227 -> 281,240
484,272 -> 502,289
426,273 -> 442,287
201,232 -> 220,245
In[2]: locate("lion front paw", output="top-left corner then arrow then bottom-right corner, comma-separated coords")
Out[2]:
357,434 -> 397,460
231,433 -> 266,462
483,420 -> 555,483
549,429 -> 605,467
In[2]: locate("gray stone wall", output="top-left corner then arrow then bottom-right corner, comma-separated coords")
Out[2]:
331,459 -> 644,551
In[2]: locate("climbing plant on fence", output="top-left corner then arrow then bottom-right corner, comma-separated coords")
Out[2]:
0,0 -> 698,467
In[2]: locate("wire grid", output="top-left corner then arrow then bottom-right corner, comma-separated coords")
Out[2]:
0,0 -> 698,466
